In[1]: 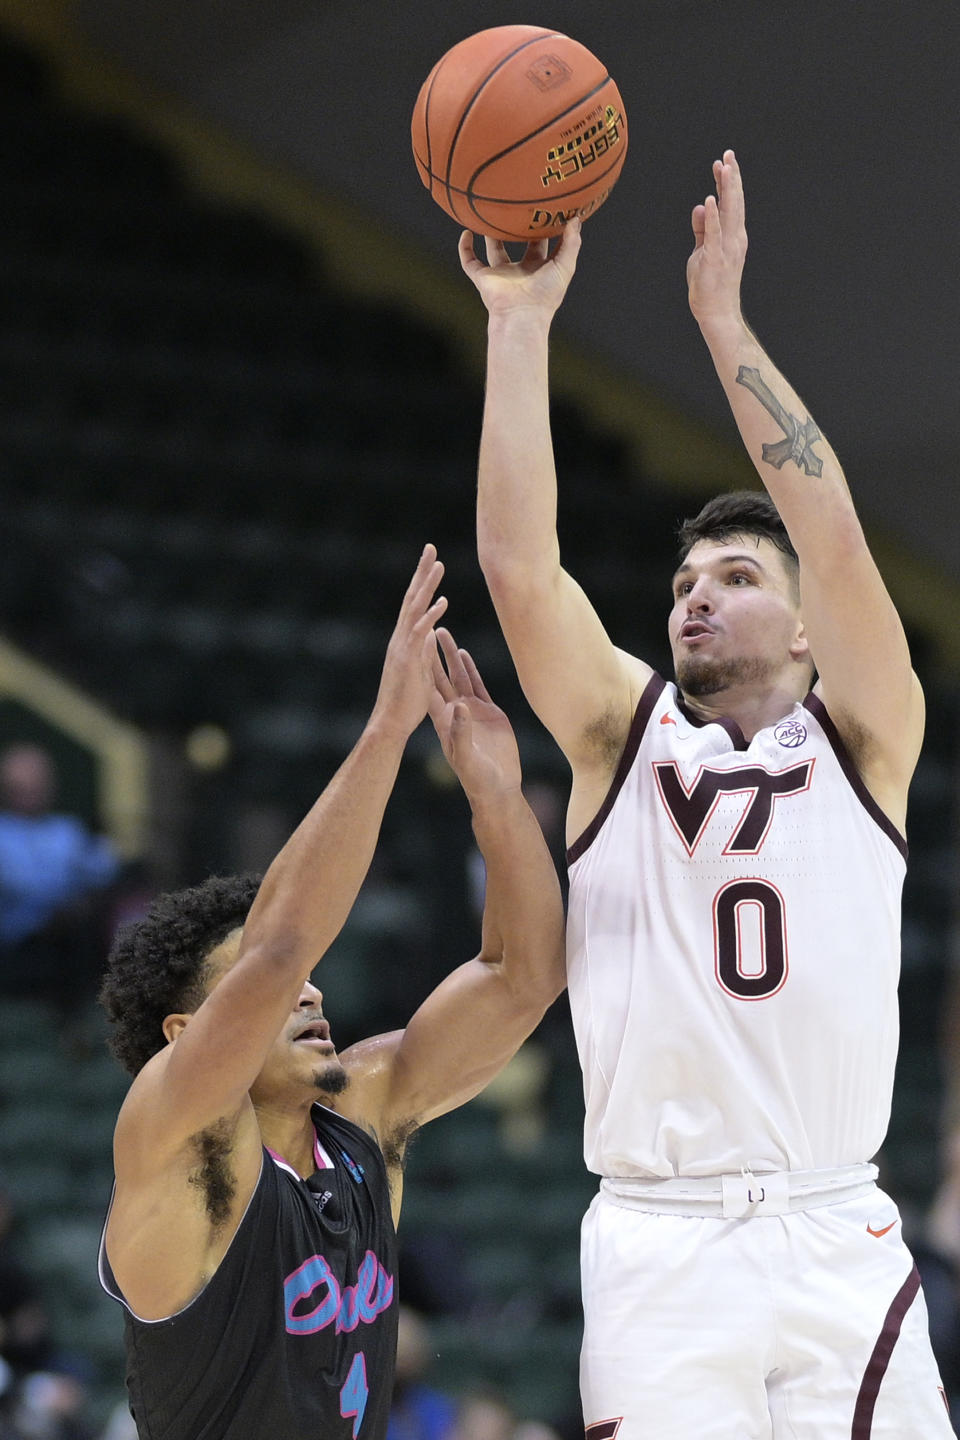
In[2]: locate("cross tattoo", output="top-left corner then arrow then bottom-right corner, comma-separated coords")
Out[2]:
736,366 -> 824,477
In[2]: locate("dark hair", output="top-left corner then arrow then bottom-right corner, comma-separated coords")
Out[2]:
99,873 -> 262,1076
677,490 -> 799,573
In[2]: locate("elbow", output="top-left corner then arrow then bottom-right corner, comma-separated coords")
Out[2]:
500,940 -> 568,1014
477,537 -> 524,589
544,951 -> 568,1007
478,548 -> 557,619
237,927 -> 312,987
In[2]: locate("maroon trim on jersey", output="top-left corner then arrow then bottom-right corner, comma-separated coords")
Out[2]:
802,694 -> 908,861
675,694 -> 748,751
851,1263 -> 920,1437
584,1420 -> 622,1440
566,673 -> 666,866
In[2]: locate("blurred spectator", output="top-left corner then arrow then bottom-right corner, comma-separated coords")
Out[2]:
0,1190 -> 96,1440
95,1404 -> 136,1440
9,1361 -> 95,1440
0,743 -> 121,1008
475,1044 -> 554,1157
448,1390 -> 517,1440
386,1312 -> 567,1440
95,1405 -> 136,1440
0,1355 -> 21,1440
387,1307 -> 457,1440
0,1190 -> 52,1381
397,1227 -> 475,1320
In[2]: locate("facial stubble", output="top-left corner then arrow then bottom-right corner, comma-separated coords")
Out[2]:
676,653 -> 780,698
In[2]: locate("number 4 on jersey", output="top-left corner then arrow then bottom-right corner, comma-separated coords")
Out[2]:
340,1352 -> 368,1438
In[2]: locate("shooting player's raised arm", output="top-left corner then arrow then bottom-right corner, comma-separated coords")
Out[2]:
688,151 -> 923,827
460,228 -> 646,777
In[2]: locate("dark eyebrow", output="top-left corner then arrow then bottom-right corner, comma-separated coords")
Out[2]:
720,553 -> 765,570
672,552 -> 766,585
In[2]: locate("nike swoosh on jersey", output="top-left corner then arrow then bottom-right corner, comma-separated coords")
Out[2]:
659,714 -> 676,726
866,1220 -> 898,1238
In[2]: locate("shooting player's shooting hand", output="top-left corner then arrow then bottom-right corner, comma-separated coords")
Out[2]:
687,149 -> 747,331
459,221 -> 582,321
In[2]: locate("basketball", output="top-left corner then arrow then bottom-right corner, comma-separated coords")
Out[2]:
411,25 -> 627,242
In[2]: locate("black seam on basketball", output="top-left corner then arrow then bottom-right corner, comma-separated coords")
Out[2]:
418,82 -> 624,234
416,158 -> 624,206
421,63 -> 440,199
442,31 -> 563,221
465,74 -> 617,200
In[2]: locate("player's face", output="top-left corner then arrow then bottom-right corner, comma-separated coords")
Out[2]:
201,931 -> 349,1100
257,976 -> 350,1103
668,537 -> 807,698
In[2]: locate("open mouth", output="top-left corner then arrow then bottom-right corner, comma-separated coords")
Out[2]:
293,1020 -> 332,1048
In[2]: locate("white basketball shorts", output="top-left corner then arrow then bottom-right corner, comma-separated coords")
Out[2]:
580,1181 -> 955,1439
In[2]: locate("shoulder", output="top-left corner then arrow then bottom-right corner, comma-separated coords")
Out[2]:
325,1033 -> 416,1173
807,680 -> 921,838
800,691 -> 911,848
112,1047 -> 259,1185
567,672 -> 674,860
570,652 -> 657,774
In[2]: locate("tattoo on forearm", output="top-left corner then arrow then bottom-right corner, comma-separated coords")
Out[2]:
736,366 -> 824,477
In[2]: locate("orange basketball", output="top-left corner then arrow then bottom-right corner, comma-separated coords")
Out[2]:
411,25 -> 627,242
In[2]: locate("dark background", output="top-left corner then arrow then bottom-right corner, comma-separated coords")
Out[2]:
76,0 -> 960,581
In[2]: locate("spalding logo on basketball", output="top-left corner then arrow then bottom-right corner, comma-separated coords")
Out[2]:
411,25 -> 628,241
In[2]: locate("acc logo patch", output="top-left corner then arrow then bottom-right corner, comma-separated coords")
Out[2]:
774,719 -> 807,749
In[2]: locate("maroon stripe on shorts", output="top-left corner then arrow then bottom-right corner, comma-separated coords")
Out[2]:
851,1263 -> 921,1438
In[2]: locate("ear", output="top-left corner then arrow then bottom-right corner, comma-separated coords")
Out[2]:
789,619 -> 815,673
162,1012 -> 192,1046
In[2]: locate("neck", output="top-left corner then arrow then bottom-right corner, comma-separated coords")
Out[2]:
255,1096 -> 320,1178
680,678 -> 807,741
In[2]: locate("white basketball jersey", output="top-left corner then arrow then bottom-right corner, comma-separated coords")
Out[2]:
566,674 -> 907,1179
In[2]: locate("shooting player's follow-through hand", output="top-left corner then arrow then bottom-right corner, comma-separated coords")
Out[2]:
687,149 -> 748,331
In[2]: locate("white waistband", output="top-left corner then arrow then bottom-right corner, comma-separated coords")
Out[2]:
600,1163 -> 878,1218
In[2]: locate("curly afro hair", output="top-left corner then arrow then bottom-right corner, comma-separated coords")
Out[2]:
100,873 -> 262,1077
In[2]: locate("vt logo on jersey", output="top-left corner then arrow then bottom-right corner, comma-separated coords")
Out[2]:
653,760 -> 814,855
653,759 -> 814,1001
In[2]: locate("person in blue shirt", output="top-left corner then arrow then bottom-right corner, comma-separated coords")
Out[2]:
0,741 -> 120,1003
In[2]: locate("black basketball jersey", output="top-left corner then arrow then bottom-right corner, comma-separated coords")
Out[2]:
99,1105 -> 399,1440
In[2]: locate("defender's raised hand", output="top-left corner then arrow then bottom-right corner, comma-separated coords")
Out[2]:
371,544 -> 448,740
687,149 -> 748,331
429,629 -> 521,803
459,221 -> 582,319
